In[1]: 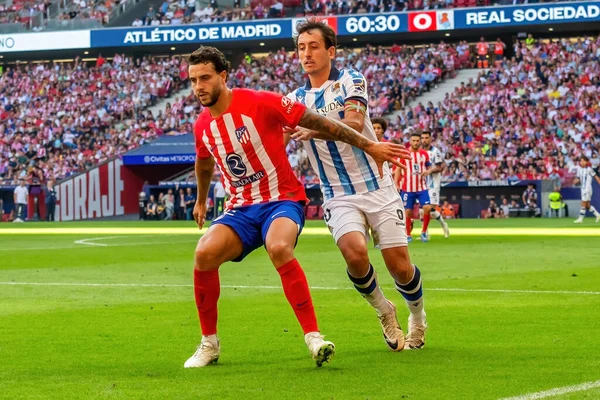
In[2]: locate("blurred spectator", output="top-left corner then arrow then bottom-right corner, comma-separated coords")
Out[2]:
146,194 -> 158,220
175,187 -> 186,220
486,199 -> 499,219
500,197 -> 510,218
441,200 -> 454,219
138,191 -> 148,220
184,187 -> 196,220
13,179 -> 28,222
44,180 -> 57,221
522,184 -> 537,207
164,188 -> 175,220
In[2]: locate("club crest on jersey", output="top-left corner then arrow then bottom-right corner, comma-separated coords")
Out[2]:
332,82 -> 341,93
235,126 -> 251,145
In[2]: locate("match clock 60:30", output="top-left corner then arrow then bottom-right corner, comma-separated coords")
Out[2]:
342,15 -> 402,34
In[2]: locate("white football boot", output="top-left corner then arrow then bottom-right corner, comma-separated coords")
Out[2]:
184,336 -> 220,368
378,301 -> 405,351
305,332 -> 335,367
404,314 -> 428,350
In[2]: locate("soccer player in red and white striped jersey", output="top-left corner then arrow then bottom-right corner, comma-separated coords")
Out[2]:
184,46 -> 410,369
394,132 -> 434,243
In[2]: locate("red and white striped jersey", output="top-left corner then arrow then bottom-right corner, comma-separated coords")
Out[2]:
400,149 -> 431,193
194,88 -> 308,210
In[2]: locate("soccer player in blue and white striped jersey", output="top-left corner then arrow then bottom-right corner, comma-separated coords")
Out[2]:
285,19 -> 428,351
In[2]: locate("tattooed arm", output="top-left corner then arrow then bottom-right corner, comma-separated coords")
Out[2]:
296,108 -> 410,178
297,108 -> 373,151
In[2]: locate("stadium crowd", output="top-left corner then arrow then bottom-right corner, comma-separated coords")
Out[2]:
0,41 -> 458,186
128,0 -> 598,27
1,0 -> 595,31
2,34 -> 599,190
0,54 -> 188,185
381,35 -> 600,185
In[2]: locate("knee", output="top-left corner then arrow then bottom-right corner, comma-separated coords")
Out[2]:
194,246 -> 221,271
340,245 -> 369,273
266,240 -> 294,264
384,248 -> 413,283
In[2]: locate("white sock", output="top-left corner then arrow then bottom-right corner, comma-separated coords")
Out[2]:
431,210 -> 445,225
202,334 -> 218,345
590,206 -> 600,217
579,209 -> 586,219
348,264 -> 392,316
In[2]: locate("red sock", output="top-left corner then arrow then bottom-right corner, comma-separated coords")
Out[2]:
422,212 -> 431,234
277,259 -> 319,334
406,213 -> 413,236
193,269 -> 220,336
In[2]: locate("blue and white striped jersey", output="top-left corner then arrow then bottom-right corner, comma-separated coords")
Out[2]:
576,166 -> 597,193
287,67 -> 393,201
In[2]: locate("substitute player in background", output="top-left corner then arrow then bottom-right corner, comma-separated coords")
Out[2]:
186,46 -> 408,368
573,155 -> 600,223
421,131 -> 449,238
395,132 -> 433,243
286,20 -> 428,351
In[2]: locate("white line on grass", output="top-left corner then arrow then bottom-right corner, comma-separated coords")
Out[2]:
0,237 -> 198,252
0,282 -> 599,295
499,379 -> 600,400
73,236 -> 123,247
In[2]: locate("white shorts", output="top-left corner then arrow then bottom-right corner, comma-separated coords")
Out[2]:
582,190 -> 592,202
428,188 -> 440,206
322,185 -> 408,250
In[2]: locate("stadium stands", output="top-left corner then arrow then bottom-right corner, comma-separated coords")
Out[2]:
1,0 -> 596,31
2,35 -> 599,189
0,54 -> 188,185
0,41 -> 458,186
383,35 -> 600,184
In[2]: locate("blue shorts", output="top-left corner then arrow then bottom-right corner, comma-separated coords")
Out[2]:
400,190 -> 431,210
211,200 -> 305,262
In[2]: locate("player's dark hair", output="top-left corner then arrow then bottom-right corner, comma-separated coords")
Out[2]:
188,46 -> 231,75
580,155 -> 589,162
371,117 -> 388,132
421,130 -> 431,137
294,18 -> 337,50
410,131 -> 421,139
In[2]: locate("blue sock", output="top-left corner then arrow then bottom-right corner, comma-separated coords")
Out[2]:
395,265 -> 425,323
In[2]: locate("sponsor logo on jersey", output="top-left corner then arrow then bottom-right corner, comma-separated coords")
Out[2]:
281,96 -> 295,114
316,99 -> 344,116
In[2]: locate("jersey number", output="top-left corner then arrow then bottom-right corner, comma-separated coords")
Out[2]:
323,208 -> 332,223
396,209 -> 404,221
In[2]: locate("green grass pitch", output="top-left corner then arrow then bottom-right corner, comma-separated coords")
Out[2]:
1,219 -> 599,399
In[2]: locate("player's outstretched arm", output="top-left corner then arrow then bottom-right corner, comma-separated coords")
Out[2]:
193,156 -> 215,229
297,109 -> 409,178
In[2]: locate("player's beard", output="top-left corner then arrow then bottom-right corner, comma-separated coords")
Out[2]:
196,86 -> 221,107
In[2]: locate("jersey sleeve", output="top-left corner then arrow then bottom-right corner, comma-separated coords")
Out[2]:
259,90 -> 306,129
342,70 -> 368,106
194,119 -> 211,159
424,151 -> 432,168
433,149 -> 443,165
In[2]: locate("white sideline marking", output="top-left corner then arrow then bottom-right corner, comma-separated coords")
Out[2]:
0,237 -> 197,252
499,379 -> 600,400
73,236 -> 123,247
0,282 -> 599,295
